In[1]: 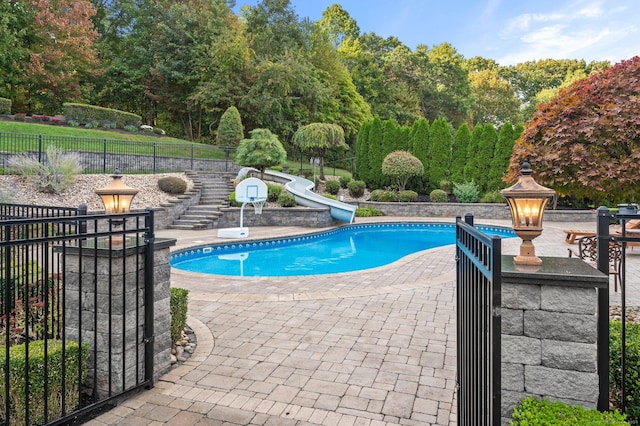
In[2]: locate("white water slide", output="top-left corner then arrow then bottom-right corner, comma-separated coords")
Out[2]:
242,168 -> 357,224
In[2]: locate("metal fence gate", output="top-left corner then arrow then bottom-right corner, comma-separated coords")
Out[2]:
455,214 -> 502,425
1,203 -> 155,425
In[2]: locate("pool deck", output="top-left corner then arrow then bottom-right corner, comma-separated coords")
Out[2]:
87,217 -> 640,426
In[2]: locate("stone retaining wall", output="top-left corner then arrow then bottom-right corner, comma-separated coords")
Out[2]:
217,206 -> 339,228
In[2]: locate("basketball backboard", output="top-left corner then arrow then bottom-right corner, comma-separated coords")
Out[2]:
235,177 -> 268,203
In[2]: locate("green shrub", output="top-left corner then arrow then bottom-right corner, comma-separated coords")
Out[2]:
84,120 -> 99,129
347,180 -> 366,198
0,97 -> 11,114
439,179 -> 453,194
480,190 -> 505,203
277,192 -> 296,207
453,180 -> 479,203
610,320 -> 640,419
323,194 -> 337,200
325,179 -> 341,195
62,102 -> 142,128
170,287 -> 189,344
266,183 -> 282,202
67,119 -> 80,127
229,191 -> 241,207
356,207 -> 385,217
8,145 -> 83,193
269,165 -> 283,172
510,396 -> 628,425
124,124 -> 138,132
0,340 -> 88,425
339,175 -> 351,189
153,127 -> 166,135
399,190 -> 418,202
430,189 -> 448,203
369,189 -> 396,202
158,176 -> 188,194
103,121 -> 116,129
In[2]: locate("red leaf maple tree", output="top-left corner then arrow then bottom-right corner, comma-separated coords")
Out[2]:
507,56 -> 640,203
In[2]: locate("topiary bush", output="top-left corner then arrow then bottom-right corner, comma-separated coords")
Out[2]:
430,189 -> 448,203
339,175 -> 351,189
453,180 -> 479,203
277,192 -> 296,207
510,396 -> 628,425
480,190 -> 505,203
610,320 -> 640,420
324,179 -> 341,195
356,207 -> 385,217
157,176 -> 188,194
170,287 -> 189,344
267,183 -> 283,202
347,180 -> 366,198
399,190 -> 418,202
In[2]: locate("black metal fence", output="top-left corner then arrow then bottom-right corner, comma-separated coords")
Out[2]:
456,213 -> 502,425
1,204 -> 155,425
596,206 -> 640,416
0,132 -> 237,174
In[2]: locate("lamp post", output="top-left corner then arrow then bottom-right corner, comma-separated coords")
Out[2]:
95,168 -> 138,245
500,162 -> 555,266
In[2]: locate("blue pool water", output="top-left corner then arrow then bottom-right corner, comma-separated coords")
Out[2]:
170,222 -> 515,277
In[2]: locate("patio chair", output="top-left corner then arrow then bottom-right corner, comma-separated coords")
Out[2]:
568,235 -> 622,291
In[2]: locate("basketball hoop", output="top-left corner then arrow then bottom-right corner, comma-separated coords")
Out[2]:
251,198 -> 266,215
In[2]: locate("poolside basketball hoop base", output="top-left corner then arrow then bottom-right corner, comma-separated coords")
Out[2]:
217,177 -> 268,239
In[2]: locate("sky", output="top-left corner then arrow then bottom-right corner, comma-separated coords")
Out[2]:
235,0 -> 639,65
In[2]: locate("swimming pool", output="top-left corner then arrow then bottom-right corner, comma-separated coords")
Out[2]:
170,222 -> 515,277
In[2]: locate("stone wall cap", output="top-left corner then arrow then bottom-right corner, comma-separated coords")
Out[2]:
502,256 -> 608,288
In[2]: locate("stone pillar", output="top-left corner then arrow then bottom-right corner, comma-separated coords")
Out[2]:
64,237 -> 175,398
500,255 -> 608,423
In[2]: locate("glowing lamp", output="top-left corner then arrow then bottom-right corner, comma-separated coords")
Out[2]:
95,169 -> 138,215
500,162 -> 555,266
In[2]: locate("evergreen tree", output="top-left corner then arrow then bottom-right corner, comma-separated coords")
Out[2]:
354,120 -> 371,181
410,118 -> 430,191
367,116 -> 384,188
475,124 -> 498,192
450,123 -> 471,184
382,119 -> 398,156
428,118 -> 453,190
488,122 -> 515,190
464,124 -> 483,183
216,106 -> 244,146
396,125 -> 411,151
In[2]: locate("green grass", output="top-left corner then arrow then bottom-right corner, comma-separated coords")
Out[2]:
0,121 -> 187,143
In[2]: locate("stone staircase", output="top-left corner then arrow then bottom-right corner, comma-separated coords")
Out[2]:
167,171 -> 235,230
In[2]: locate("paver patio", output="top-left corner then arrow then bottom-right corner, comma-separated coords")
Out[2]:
87,217 -> 639,425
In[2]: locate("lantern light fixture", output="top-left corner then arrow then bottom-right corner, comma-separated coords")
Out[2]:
94,168 -> 138,215
500,162 -> 556,266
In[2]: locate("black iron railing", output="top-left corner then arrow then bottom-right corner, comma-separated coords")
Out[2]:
456,213 -> 502,426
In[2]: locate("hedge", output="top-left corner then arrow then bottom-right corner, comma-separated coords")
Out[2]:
0,97 -> 11,114
62,103 -> 142,128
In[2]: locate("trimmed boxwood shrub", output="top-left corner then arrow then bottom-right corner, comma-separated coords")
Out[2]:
610,320 -> 640,420
158,176 -> 187,194
0,340 -> 89,425
399,190 -> 418,202
62,103 -> 142,128
356,207 -> 385,217
324,179 -> 341,195
511,396 -> 628,425
0,97 -> 12,114
170,287 -> 189,344
267,183 -> 282,202
430,189 -> 448,203
370,189 -> 397,202
347,180 -> 366,198
277,192 -> 296,207
339,175 -> 351,189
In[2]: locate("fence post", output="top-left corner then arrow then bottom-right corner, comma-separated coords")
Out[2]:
38,134 -> 43,163
191,144 -> 194,170
153,143 -> 157,174
464,212 -> 474,226
103,139 -> 107,173
225,147 -> 230,172
596,206 -> 610,412
77,203 -> 87,235
144,209 -> 156,386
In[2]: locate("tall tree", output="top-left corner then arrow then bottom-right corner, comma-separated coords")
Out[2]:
468,69 -> 521,126
450,123 -> 471,184
410,118 -> 430,191
464,124 -> 483,183
427,118 -> 453,190
292,123 -> 347,180
27,0 -> 100,113
488,122 -> 515,190
216,106 -> 244,146
316,4 -> 360,52
475,124 -> 498,192
0,0 -> 34,109
367,116 -> 384,188
243,0 -> 304,59
354,120 -> 371,181
508,57 -> 640,203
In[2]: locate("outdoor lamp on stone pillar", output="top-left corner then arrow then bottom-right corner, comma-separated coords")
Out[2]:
95,168 -> 138,215
500,162 -> 556,266
95,169 -> 138,244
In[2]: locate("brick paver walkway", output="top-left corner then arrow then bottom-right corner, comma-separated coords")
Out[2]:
87,218 -> 639,425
